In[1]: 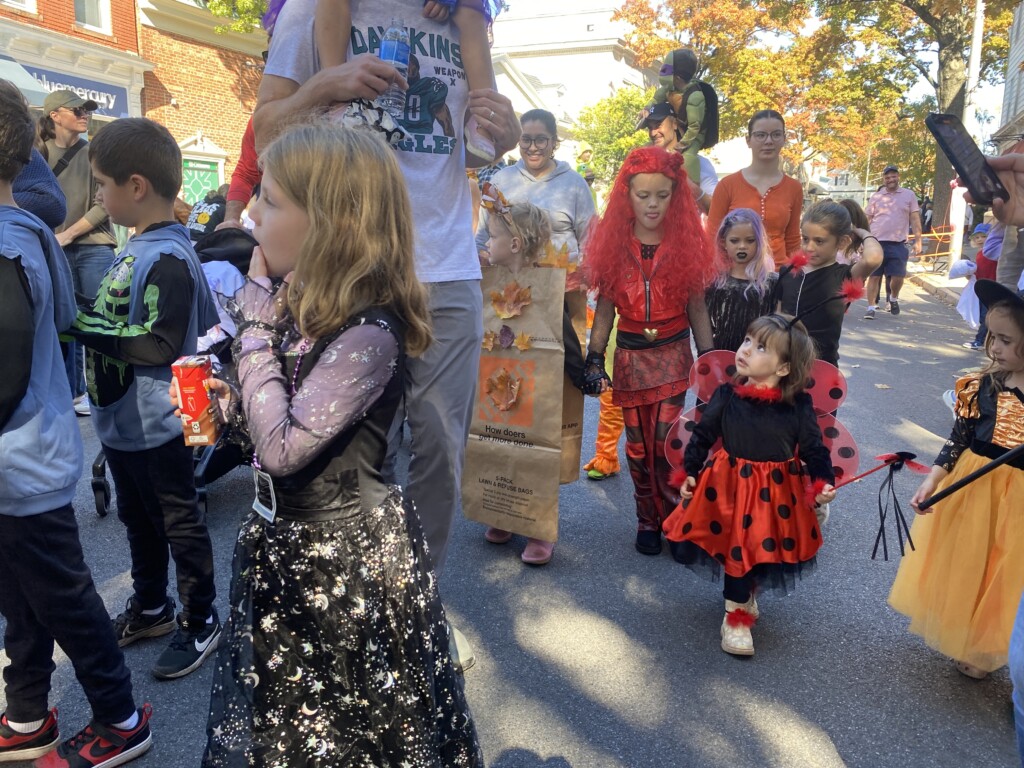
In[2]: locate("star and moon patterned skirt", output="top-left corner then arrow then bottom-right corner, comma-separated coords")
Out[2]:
203,488 -> 483,767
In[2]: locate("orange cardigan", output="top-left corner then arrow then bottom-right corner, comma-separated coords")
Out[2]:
706,171 -> 804,267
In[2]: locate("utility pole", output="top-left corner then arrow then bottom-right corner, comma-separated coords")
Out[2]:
965,0 -> 985,138
955,0 -> 985,265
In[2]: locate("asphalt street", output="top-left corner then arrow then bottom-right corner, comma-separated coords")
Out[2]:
1,282 -> 1018,768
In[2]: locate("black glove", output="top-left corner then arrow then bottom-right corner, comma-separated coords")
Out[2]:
578,351 -> 611,395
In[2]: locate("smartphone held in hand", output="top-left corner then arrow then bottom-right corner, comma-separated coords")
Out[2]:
926,112 -> 1010,206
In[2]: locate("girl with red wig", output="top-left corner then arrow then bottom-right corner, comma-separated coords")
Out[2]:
584,146 -> 719,555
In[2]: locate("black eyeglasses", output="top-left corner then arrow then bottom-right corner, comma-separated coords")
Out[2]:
519,135 -> 552,149
61,106 -> 93,118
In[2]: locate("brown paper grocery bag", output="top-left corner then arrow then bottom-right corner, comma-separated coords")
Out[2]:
462,265 -> 567,541
560,375 -> 584,484
559,289 -> 587,483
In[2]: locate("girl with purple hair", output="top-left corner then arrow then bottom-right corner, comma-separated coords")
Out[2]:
705,207 -> 778,351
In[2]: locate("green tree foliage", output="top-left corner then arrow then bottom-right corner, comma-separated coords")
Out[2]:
888,96 -> 938,200
613,0 -> 915,190
202,0 -> 267,34
574,87 -> 654,182
810,0 -> 1015,226
614,0 -> 1013,219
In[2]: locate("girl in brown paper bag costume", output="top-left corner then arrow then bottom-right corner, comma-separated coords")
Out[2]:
474,185 -> 599,565
584,146 -> 719,556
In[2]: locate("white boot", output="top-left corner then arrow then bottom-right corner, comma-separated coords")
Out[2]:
721,599 -> 757,656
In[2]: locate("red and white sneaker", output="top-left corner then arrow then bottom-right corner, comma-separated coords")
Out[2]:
721,599 -> 758,656
0,708 -> 59,762
33,704 -> 152,768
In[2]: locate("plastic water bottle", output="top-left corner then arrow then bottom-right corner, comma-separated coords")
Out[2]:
376,18 -> 410,120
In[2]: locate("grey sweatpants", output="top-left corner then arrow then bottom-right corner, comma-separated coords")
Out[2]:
397,279 -> 483,575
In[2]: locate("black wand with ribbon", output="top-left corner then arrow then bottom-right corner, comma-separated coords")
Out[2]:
919,443 -> 1024,510
872,462 -> 915,561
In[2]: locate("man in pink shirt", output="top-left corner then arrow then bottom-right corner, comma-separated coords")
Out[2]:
864,164 -> 923,318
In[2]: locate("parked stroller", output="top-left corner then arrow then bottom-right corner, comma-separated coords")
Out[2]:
90,228 -> 257,516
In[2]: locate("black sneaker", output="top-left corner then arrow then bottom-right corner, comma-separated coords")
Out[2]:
152,612 -> 221,680
0,708 -> 58,762
33,704 -> 152,767
111,597 -> 175,648
890,299 -> 900,315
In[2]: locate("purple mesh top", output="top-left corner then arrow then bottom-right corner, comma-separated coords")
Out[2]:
233,281 -> 399,477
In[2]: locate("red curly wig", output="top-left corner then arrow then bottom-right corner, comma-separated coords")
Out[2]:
584,146 -> 721,304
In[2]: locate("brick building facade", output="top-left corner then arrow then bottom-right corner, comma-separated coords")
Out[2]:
0,0 -> 149,119
1,0 -> 263,202
139,0 -> 264,199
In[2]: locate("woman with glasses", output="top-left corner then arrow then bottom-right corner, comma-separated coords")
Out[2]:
706,109 -> 803,269
476,109 -> 596,293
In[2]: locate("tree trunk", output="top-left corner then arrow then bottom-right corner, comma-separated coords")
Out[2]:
931,45 -> 968,230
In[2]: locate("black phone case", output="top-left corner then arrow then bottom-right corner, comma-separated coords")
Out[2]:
926,113 -> 1008,205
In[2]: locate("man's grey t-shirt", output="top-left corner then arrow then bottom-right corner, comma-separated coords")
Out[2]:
265,0 -> 479,284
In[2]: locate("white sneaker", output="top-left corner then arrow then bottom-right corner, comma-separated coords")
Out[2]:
721,599 -> 757,656
73,395 -> 90,417
954,659 -> 989,679
448,621 -> 475,673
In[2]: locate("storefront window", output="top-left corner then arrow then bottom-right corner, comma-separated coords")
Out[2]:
1,0 -> 37,12
75,0 -> 111,34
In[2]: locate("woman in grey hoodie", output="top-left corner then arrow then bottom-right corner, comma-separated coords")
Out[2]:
476,109 -> 596,293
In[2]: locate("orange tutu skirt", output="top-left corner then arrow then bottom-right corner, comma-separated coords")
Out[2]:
888,450 -> 1024,672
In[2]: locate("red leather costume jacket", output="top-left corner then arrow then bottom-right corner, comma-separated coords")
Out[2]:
609,239 -> 689,338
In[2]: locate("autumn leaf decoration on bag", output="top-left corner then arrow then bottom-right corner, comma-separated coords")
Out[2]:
490,281 -> 532,319
536,241 -> 576,273
486,368 -> 522,411
483,324 -> 533,352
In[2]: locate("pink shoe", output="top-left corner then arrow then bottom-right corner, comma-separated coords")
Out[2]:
465,115 -> 496,162
485,527 -> 513,544
521,538 -> 554,565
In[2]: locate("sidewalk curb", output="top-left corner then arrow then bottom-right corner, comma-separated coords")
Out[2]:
909,274 -> 960,308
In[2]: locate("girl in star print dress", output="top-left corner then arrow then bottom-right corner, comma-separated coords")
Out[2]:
889,280 -> 1024,679
663,314 -> 837,657
187,123 -> 482,767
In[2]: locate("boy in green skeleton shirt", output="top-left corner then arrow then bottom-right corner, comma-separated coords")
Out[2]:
69,118 -> 222,682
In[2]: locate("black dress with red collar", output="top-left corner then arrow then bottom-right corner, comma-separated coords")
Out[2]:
663,382 -> 835,594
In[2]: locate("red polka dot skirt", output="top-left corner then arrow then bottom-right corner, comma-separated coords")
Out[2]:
662,448 -> 822,588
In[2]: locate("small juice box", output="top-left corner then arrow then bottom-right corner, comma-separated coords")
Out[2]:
171,355 -> 220,446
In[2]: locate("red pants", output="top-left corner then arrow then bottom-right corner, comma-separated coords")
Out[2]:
623,393 -> 685,531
